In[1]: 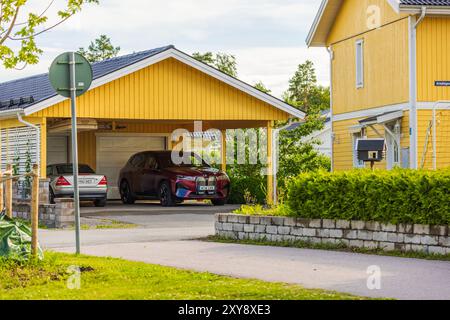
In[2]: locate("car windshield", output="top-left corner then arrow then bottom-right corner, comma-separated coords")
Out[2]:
56,164 -> 95,175
157,152 -> 210,169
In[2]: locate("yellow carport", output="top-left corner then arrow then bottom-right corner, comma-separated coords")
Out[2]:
0,46 -> 304,204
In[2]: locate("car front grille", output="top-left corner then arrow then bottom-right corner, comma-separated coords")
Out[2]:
196,176 -> 217,194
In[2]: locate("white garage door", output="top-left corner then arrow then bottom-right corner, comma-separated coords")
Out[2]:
47,136 -> 68,165
97,135 -> 166,199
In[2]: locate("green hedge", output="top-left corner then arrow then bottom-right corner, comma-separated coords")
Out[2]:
285,169 -> 450,226
227,174 -> 266,205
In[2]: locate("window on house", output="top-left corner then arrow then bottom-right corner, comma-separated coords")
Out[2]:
353,132 -> 365,168
356,39 -> 364,88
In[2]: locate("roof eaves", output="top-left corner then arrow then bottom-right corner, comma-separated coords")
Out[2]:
306,0 -> 329,47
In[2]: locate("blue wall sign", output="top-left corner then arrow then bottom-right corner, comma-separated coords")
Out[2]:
435,81 -> 450,87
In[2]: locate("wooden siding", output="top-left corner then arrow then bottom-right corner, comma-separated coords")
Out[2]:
417,110 -> 450,169
33,58 -> 289,121
417,17 -> 450,102
331,17 -> 409,115
327,0 -> 405,45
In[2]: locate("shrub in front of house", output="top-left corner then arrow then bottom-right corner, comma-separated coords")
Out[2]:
285,169 -> 450,226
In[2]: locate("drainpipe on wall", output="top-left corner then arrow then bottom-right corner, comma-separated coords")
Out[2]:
16,112 -> 41,170
409,7 -> 427,169
327,46 -> 334,172
272,120 -> 294,205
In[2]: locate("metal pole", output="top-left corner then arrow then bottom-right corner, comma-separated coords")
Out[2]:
69,52 -> 81,254
432,107 -> 437,171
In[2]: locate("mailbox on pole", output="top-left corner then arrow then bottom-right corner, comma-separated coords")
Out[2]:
49,52 -> 93,254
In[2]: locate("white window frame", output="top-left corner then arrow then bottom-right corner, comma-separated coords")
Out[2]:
355,39 -> 364,89
352,131 -> 366,169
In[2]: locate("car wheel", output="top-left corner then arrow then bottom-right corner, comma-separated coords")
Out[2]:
49,188 -> 56,204
94,197 -> 107,207
120,181 -> 135,205
159,181 -> 176,207
212,199 -> 226,206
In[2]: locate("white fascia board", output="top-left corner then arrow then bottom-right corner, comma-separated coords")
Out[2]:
399,6 -> 450,14
306,0 -> 329,47
333,103 -> 409,122
23,48 -> 304,119
387,0 -> 401,13
377,110 -> 404,124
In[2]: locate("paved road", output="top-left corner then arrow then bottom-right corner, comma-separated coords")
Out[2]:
41,205 -> 450,300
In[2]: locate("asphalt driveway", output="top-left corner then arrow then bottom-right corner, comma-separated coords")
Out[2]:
40,203 -> 450,300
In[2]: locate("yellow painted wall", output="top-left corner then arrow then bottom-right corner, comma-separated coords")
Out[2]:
333,113 -> 410,171
417,17 -> 450,102
417,110 -> 450,169
327,0 -> 406,45
331,17 -> 409,115
34,58 -> 289,121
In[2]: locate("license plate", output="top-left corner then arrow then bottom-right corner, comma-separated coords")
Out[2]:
80,178 -> 95,185
199,186 -> 215,191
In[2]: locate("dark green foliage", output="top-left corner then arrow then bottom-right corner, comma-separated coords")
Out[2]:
227,171 -> 266,205
285,169 -> 450,226
78,34 -> 121,62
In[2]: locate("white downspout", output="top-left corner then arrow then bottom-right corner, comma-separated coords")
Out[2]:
17,112 -> 41,170
273,120 -> 294,205
327,46 -> 334,172
409,7 -> 427,169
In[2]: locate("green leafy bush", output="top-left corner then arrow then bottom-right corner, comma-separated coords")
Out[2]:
285,169 -> 450,226
227,172 -> 266,205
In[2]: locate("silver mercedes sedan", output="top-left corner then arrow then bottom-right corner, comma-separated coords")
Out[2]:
46,164 -> 108,207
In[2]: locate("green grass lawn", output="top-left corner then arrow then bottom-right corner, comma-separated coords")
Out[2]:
0,252 -> 367,300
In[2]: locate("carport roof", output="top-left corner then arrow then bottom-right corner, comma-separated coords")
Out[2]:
0,45 -> 174,112
0,46 -> 305,119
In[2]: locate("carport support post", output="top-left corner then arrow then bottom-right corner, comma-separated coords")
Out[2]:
70,52 -> 81,255
266,121 -> 274,206
5,164 -> 12,218
221,130 -> 227,172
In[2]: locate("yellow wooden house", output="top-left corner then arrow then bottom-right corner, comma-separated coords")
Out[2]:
307,0 -> 450,171
0,46 -> 304,203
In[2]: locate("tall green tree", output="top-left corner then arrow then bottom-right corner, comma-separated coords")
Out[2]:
254,81 -> 271,94
192,52 -> 238,77
277,61 -> 331,191
78,34 -> 120,62
0,0 -> 99,69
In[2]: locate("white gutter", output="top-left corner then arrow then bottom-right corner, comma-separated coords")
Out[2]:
16,112 -> 41,170
408,6 -> 427,169
272,120 -> 295,205
0,108 -> 25,120
327,46 -> 334,172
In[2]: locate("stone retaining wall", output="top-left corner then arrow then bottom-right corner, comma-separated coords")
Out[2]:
215,214 -> 450,255
13,198 -> 75,228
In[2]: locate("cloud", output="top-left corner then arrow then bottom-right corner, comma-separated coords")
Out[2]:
0,0 -> 329,99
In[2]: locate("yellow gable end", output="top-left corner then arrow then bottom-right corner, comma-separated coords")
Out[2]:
327,0 -> 405,45
32,58 -> 289,121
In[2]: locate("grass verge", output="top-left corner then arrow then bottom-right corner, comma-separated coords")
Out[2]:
0,252 -> 369,300
206,236 -> 450,262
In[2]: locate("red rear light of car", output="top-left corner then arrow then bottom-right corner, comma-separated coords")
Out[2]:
98,176 -> 108,186
56,176 -> 71,186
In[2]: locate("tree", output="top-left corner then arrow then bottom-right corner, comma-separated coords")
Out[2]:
192,52 -> 238,77
277,61 -> 331,191
254,81 -> 271,94
0,0 -> 99,69
78,34 -> 120,62
283,60 -> 329,114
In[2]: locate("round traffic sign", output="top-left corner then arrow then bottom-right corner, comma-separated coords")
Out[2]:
49,52 -> 93,98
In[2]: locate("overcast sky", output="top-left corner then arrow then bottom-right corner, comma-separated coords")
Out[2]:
0,0 -> 329,98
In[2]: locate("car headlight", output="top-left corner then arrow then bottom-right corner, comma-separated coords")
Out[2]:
177,176 -> 197,181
